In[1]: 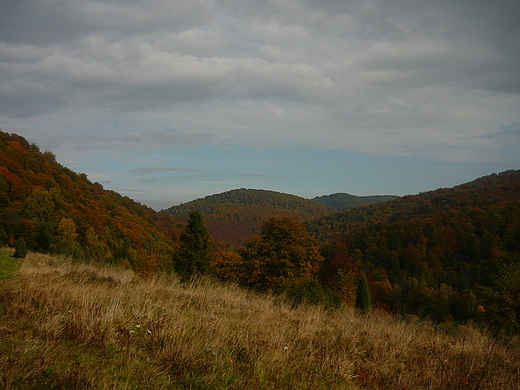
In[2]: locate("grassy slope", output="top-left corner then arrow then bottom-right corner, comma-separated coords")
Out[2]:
0,254 -> 519,389
0,248 -> 22,281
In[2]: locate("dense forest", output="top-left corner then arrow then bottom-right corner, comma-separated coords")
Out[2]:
308,170 -> 520,333
162,188 -> 336,246
0,131 -> 181,275
2,130 -> 519,333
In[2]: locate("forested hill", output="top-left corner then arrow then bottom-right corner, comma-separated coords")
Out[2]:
308,170 -> 520,328
162,188 -> 336,246
312,193 -> 397,210
0,131 -> 180,274
307,170 -> 520,242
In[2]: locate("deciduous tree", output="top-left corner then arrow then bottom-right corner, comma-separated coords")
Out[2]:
240,217 -> 324,290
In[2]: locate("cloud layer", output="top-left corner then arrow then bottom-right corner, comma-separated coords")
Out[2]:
1,0 -> 519,206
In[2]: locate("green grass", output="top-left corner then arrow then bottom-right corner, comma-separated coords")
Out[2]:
0,248 -> 22,281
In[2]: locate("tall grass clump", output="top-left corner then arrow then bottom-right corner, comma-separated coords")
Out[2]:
0,252 -> 519,389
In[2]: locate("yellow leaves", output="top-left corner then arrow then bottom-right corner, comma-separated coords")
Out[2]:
85,227 -> 110,262
58,217 -> 78,241
240,217 -> 324,290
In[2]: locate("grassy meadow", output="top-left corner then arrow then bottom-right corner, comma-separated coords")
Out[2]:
1,251 -> 519,389
0,248 -> 21,281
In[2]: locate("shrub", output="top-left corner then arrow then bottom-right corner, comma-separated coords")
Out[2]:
13,237 -> 28,258
282,279 -> 342,310
355,272 -> 372,314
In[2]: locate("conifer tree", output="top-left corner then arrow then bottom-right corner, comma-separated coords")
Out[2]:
355,271 -> 372,314
174,211 -> 212,281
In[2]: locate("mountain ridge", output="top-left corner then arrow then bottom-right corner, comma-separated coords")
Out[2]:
161,188 -> 335,246
312,192 -> 397,210
161,188 -> 398,246
307,169 -> 520,241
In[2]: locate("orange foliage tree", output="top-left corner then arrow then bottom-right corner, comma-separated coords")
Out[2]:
239,217 -> 324,291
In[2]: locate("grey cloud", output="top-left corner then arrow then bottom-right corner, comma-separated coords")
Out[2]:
149,131 -> 219,146
1,42 -> 336,118
482,123 -> 520,140
237,173 -> 272,178
66,132 -> 147,151
168,174 -> 223,183
281,1 -> 520,94
1,0 -> 519,164
0,83 -> 72,118
0,0 -> 211,45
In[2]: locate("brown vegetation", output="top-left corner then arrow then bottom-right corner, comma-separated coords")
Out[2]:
1,252 -> 519,389
0,131 -> 180,269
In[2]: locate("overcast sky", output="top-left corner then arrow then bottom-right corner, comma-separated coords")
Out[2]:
1,0 -> 519,210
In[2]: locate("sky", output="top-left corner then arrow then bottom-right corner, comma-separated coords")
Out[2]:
1,0 -> 519,210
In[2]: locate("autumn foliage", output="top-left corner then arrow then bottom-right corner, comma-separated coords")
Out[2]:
2,130 -> 520,334
0,131 -> 179,272
163,188 -> 335,246
310,170 -> 520,332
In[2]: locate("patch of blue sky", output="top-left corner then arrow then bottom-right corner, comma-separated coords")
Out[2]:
71,144 -> 509,210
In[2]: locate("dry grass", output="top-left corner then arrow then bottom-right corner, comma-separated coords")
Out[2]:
1,252 -> 519,389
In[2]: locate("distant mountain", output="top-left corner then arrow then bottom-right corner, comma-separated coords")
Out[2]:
0,131 -> 180,273
312,193 -> 397,210
162,188 -> 336,246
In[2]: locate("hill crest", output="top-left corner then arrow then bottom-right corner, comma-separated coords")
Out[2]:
162,188 -> 336,246
312,192 -> 397,210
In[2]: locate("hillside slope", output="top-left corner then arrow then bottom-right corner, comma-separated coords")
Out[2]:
308,170 -> 520,241
0,131 -> 180,272
1,252 -> 518,389
162,188 -> 336,245
312,193 -> 397,210
309,170 -> 520,328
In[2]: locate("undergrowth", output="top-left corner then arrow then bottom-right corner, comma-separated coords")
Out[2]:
0,252 -> 518,389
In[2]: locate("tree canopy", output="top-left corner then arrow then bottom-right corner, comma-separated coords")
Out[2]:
239,217 -> 324,290
162,188 -> 335,246
0,131 -> 180,273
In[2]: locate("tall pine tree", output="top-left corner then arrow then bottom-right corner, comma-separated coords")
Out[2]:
173,211 -> 212,281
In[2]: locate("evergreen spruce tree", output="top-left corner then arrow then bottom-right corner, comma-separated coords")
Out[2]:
174,211 -> 212,281
355,271 -> 372,314
13,237 -> 28,259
